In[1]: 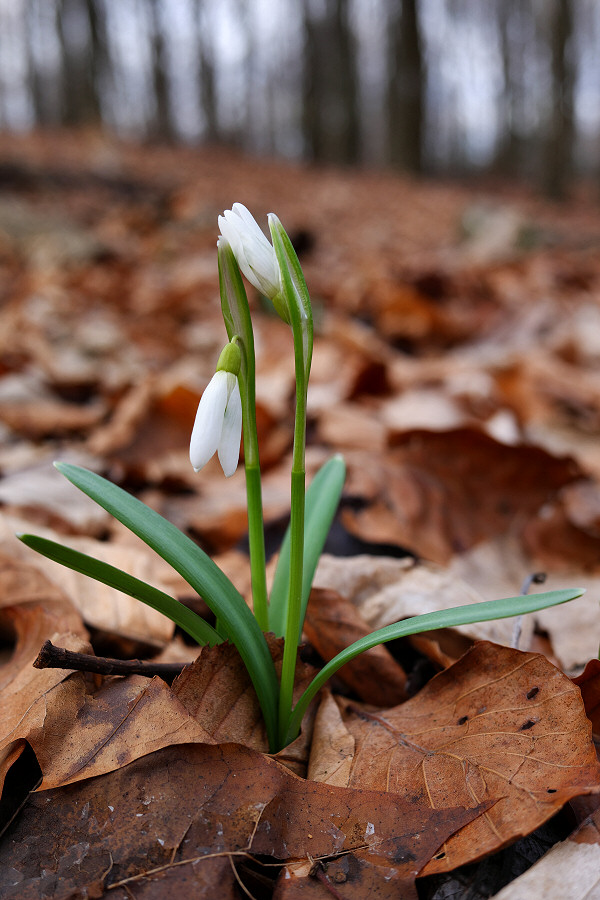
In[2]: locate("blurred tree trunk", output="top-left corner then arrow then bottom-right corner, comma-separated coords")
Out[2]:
26,1 -> 60,126
301,0 -> 360,164
495,0 -> 529,175
57,0 -> 103,125
195,1 -> 218,142
385,0 -> 424,173
542,0 -> 575,199
148,0 -> 172,140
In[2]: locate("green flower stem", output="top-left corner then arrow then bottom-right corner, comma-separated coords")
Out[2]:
278,375 -> 307,746
244,459 -> 269,631
218,241 -> 269,633
268,217 -> 314,748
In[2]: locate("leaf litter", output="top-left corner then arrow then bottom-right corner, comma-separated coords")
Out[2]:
1,133 -> 600,896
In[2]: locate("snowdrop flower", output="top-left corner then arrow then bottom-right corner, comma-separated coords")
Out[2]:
218,204 -> 289,322
190,341 -> 242,477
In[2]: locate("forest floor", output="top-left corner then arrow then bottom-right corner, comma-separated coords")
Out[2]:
1,130 -> 600,899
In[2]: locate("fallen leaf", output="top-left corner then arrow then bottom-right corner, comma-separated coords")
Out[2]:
171,641 -> 270,751
0,457 -> 109,533
490,838 -> 600,899
574,659 -> 600,737
1,514 -> 176,646
0,550 -> 90,793
36,675 -> 213,790
0,742 -> 485,900
314,553 -> 533,650
306,690 -> 355,787
490,806 -> 600,899
304,587 -> 407,706
308,641 -> 600,875
9,636 -> 318,790
449,536 -> 600,672
341,430 -> 581,562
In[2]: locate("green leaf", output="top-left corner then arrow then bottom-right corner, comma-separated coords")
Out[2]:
269,455 -> 346,639
53,462 -> 280,750
18,533 -> 221,646
283,587 -> 585,745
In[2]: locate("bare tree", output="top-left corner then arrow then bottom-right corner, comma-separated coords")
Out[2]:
385,0 -> 424,173
301,0 -> 360,164
495,0 -> 531,175
194,0 -> 218,142
56,0 -> 103,125
542,0 -> 575,198
148,0 -> 172,140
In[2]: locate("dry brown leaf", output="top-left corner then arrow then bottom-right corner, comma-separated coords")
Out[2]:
1,514 -> 176,646
523,493 -> 600,572
0,459 -> 109,533
490,838 -> 600,899
307,690 -> 355,787
574,659 -> 600,737
171,641 -> 270,751
15,637 -> 317,790
450,536 -> 600,672
85,374 -> 157,457
173,636 -> 320,771
309,641 -> 600,875
0,551 -> 90,792
381,388 -> 467,434
0,396 -> 106,439
36,675 -> 213,790
0,742 -> 485,900
491,805 -> 600,899
341,430 -> 581,563
314,553 -> 533,650
304,587 -> 407,706
316,401 -> 388,452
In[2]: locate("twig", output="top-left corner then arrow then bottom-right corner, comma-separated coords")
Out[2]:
33,640 -> 188,681
512,572 -> 547,650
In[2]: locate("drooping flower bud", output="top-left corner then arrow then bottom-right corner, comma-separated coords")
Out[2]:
218,203 -> 290,323
190,340 -> 242,477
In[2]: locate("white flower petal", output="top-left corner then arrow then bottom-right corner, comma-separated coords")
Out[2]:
218,378 -> 242,477
219,205 -> 281,299
189,371 -> 229,472
219,212 -> 261,292
232,203 -> 266,238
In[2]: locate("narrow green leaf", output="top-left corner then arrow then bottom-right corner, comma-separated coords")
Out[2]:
283,587 -> 585,745
269,455 -> 346,639
18,533 -> 221,646
53,462 -> 280,750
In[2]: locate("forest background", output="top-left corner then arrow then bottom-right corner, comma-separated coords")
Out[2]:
0,0 -> 597,198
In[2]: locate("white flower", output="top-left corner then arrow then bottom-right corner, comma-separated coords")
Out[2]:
190,370 -> 242,477
218,203 -> 281,300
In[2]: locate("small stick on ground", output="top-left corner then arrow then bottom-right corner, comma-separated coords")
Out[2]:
33,640 -> 188,681
512,572 -> 547,650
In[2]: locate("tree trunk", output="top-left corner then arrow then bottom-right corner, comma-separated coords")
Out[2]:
57,0 -> 102,126
542,0 -> 575,199
148,0 -> 172,140
385,0 -> 424,173
301,0 -> 360,164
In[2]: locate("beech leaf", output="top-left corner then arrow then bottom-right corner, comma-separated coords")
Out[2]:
309,641 -> 600,875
